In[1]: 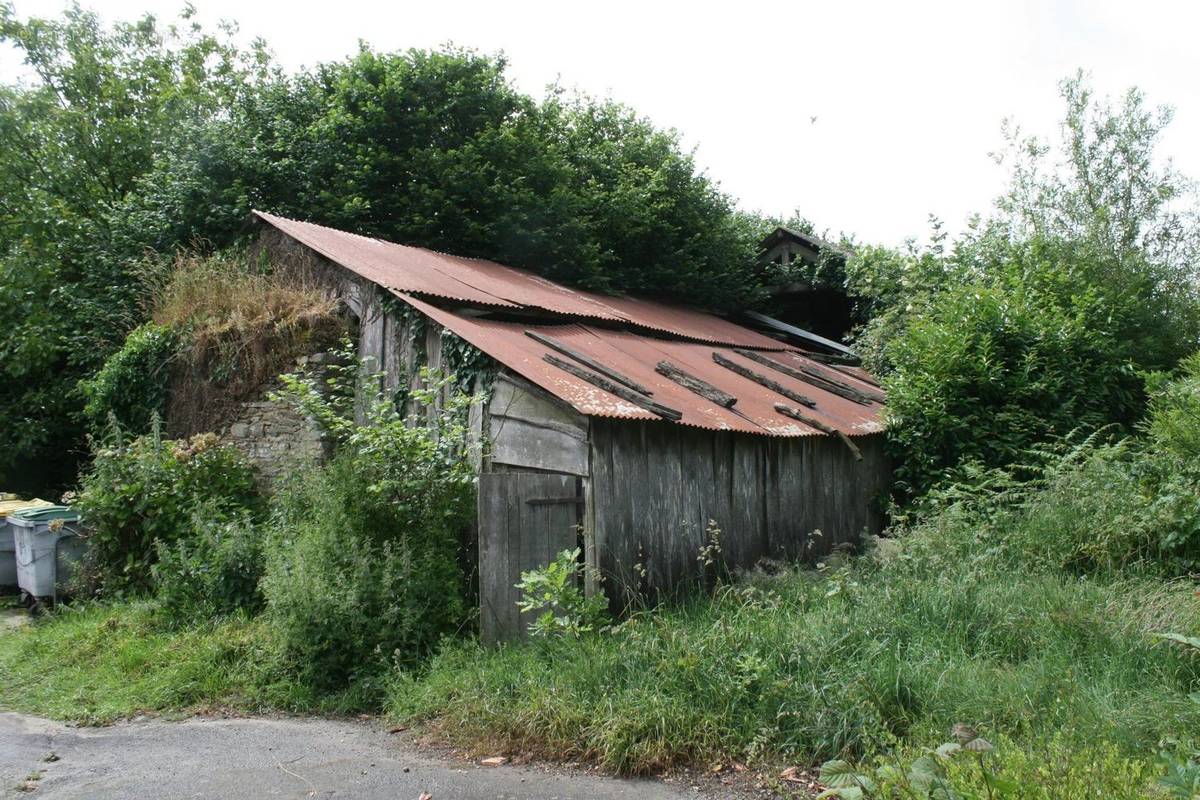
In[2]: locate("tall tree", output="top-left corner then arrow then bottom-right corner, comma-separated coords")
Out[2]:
0,3 -> 267,490
121,46 -> 761,306
845,74 -> 1200,500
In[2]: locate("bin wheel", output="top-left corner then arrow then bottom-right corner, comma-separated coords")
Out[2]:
21,592 -> 45,616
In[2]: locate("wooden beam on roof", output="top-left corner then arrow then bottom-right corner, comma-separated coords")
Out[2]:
543,354 -> 682,421
830,362 -> 882,388
655,361 -> 737,408
525,330 -> 654,397
733,348 -> 882,405
807,351 -> 867,367
712,352 -> 816,408
774,402 -> 862,461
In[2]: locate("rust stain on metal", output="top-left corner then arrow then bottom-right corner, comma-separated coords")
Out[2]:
254,211 -> 786,350
402,294 -> 884,438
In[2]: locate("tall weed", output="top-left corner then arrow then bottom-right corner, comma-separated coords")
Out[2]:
261,363 -> 477,693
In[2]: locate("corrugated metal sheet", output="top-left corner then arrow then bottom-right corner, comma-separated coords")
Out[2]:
403,294 -> 884,438
255,210 -> 786,350
256,211 -> 521,309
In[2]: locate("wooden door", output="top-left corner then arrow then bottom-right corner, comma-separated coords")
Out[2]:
478,472 -> 583,644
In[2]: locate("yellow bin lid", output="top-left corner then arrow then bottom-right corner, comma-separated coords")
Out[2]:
0,497 -> 54,518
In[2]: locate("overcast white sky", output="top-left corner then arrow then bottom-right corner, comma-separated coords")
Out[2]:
4,0 -> 1198,247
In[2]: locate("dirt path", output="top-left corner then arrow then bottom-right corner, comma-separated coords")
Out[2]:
0,712 -> 714,799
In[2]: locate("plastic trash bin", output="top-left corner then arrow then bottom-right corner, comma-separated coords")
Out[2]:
0,497 -> 53,591
10,506 -> 85,600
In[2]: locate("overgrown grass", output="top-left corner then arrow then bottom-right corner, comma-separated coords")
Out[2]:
0,602 -> 366,724
148,251 -> 345,435
390,530 -> 1200,777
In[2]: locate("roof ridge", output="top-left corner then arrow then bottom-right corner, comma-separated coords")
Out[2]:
253,210 -> 794,350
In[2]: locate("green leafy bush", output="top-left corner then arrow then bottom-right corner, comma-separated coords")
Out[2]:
152,507 -> 265,622
904,355 -> 1200,577
820,733 -> 1160,800
76,430 -> 260,594
845,77 -> 1200,501
516,548 -> 608,638
80,323 -> 178,438
1146,352 -> 1200,463
881,277 -> 1142,500
261,366 -> 476,693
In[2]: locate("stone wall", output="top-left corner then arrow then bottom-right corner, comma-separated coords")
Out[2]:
220,353 -> 333,484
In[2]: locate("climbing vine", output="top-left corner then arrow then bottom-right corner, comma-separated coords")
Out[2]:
442,331 -> 496,401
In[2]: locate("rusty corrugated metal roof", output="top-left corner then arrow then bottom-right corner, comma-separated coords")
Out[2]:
254,210 -> 786,350
403,294 -> 884,438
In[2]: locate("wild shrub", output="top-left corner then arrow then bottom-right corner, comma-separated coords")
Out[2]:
516,548 -> 608,638
76,429 -> 260,594
1145,352 -> 1200,464
846,77 -> 1200,500
261,365 -> 476,693
820,733 -> 1160,800
899,355 -> 1200,578
152,507 -> 265,623
881,276 -> 1142,501
79,323 -> 178,437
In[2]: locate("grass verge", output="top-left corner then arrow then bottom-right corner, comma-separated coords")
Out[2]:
0,601 -> 363,724
390,558 -> 1200,782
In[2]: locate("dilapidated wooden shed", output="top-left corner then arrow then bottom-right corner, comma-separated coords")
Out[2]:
252,211 -> 890,643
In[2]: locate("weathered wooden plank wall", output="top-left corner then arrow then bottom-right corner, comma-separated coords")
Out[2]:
478,472 -> 582,644
589,419 -> 888,608
488,375 -> 590,476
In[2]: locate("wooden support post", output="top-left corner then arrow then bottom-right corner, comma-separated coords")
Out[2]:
526,330 -> 654,396
655,361 -> 737,408
712,352 -> 816,408
543,354 -> 682,421
733,348 -> 882,405
774,402 -> 862,461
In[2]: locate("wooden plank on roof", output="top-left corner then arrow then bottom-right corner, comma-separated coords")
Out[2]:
773,402 -> 862,461
733,348 -> 882,405
655,361 -> 737,408
525,330 -> 654,396
712,352 -> 817,408
543,354 -> 682,421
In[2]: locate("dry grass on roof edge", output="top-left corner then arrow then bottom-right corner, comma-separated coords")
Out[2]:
147,250 -> 349,437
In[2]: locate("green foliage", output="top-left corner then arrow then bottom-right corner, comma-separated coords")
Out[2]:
1145,352 -> 1200,463
516,548 -> 608,638
822,734 -> 1160,800
1159,751 -> 1200,799
76,430 -> 260,594
261,362 -> 476,693
844,75 -> 1200,500
883,274 -> 1142,499
122,46 -> 762,309
152,509 -> 265,623
0,601 -> 350,724
0,4 -> 270,492
904,358 -> 1200,576
80,323 -> 178,437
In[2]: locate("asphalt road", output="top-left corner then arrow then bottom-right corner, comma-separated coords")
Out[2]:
0,713 -> 707,800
